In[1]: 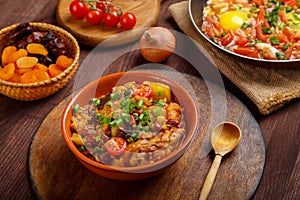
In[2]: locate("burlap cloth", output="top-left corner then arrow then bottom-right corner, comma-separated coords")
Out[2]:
169,1 -> 300,115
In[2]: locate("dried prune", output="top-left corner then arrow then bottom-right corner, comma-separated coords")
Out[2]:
27,32 -> 46,44
9,23 -> 33,41
39,55 -> 54,66
15,40 -> 28,49
41,32 -> 57,44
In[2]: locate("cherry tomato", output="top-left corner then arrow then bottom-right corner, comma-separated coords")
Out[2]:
69,1 -> 88,19
96,0 -> 112,12
105,137 -> 127,156
120,12 -> 137,30
85,10 -> 103,25
134,84 -> 152,98
104,8 -> 120,27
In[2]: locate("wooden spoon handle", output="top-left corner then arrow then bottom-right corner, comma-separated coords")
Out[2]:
199,154 -> 222,200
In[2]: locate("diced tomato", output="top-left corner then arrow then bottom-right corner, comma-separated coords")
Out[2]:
253,0 -> 264,5
235,36 -> 249,47
281,0 -> 297,7
234,47 -> 260,58
278,10 -> 289,24
277,32 -> 289,43
291,31 -> 300,42
284,47 -> 293,59
256,6 -> 265,24
256,24 -> 273,42
221,31 -> 235,46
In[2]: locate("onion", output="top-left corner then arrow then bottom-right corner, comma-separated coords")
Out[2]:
139,27 -> 176,62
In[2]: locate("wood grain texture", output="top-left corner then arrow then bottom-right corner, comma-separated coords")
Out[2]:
56,0 -> 163,46
29,74 -> 265,200
1,0 -> 300,200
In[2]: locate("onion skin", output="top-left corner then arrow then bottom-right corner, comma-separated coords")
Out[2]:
139,27 -> 176,62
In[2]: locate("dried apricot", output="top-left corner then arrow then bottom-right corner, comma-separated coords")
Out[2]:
16,68 -> 32,75
1,46 -> 17,66
20,69 -> 50,84
8,49 -> 28,63
48,64 -> 64,77
26,43 -> 48,56
33,63 -> 48,72
7,73 -> 22,83
56,55 -> 73,69
0,63 -> 15,81
16,56 -> 39,69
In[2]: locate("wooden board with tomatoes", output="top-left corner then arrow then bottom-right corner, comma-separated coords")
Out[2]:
56,0 -> 163,46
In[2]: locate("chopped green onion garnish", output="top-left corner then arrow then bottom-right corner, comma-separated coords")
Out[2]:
282,44 -> 290,51
158,101 -> 165,107
121,113 -> 130,123
270,36 -> 280,45
276,52 -> 287,60
72,104 -> 80,114
285,6 -> 292,13
95,135 -> 101,142
262,27 -> 273,34
90,98 -> 101,106
116,118 -> 124,126
110,93 -> 120,100
143,110 -> 150,116
137,99 -> 144,109
93,147 -> 102,152
124,89 -> 131,96
157,91 -> 162,97
138,113 -> 144,121
241,23 -> 252,29
78,146 -> 85,152
142,126 -> 150,131
106,101 -> 113,107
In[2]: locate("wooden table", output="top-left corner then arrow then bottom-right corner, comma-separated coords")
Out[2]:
0,0 -> 299,199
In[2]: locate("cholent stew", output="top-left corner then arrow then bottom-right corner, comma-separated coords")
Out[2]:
70,81 -> 186,167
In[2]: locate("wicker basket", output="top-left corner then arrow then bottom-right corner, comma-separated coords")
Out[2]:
0,22 -> 80,101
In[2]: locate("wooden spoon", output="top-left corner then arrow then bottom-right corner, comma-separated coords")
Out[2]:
199,122 -> 241,200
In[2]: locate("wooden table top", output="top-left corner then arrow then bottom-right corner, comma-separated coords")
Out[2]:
0,0 -> 299,199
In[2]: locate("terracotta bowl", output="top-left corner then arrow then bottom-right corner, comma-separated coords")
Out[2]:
61,71 -> 198,181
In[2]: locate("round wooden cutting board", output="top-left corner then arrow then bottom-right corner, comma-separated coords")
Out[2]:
56,0 -> 163,46
29,73 -> 265,200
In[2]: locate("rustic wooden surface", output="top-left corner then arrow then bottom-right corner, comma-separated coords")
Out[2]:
56,0 -> 163,46
0,0 -> 299,200
29,74 -> 265,200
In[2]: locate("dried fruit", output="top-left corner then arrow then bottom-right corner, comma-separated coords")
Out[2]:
48,64 -> 64,77
33,63 -> 48,72
1,23 -> 74,84
20,69 -> 50,84
7,73 -> 22,83
8,49 -> 28,63
26,43 -> 48,56
56,55 -> 74,69
0,63 -> 15,81
15,68 -> 32,75
1,46 -> 17,66
16,56 -> 39,69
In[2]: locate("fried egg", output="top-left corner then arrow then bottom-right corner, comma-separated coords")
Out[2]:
219,11 -> 248,31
